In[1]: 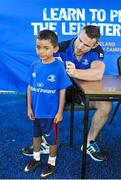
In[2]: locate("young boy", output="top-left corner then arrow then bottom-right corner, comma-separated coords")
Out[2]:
24,29 -> 72,179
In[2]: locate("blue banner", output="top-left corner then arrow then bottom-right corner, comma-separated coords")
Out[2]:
0,0 -> 121,90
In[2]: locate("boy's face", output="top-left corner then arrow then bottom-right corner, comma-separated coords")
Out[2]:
36,39 -> 59,63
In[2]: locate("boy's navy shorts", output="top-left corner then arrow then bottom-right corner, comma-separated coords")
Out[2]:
33,118 -> 58,145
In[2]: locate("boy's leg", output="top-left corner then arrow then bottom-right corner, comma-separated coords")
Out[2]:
24,137 -> 42,172
22,122 -> 59,157
33,137 -> 42,153
39,118 -> 59,178
24,116 -> 42,172
48,145 -> 58,166
40,145 -> 58,178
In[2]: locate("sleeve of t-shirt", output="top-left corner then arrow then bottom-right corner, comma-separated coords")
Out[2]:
91,45 -> 104,62
26,63 -> 35,85
58,62 -> 72,90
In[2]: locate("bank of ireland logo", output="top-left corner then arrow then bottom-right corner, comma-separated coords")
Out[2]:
37,83 -> 44,87
47,74 -> 56,82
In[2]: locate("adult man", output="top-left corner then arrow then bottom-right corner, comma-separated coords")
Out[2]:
22,25 -> 112,161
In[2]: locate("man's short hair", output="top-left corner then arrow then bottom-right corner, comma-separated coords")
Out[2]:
83,25 -> 100,42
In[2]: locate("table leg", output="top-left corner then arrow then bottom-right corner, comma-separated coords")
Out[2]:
70,87 -> 75,147
70,99 -> 74,147
81,97 -> 89,179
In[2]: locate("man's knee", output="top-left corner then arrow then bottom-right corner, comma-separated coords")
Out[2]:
95,101 -> 112,115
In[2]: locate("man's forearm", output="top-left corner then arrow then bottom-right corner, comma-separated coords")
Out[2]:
68,61 -> 105,81
73,68 -> 104,81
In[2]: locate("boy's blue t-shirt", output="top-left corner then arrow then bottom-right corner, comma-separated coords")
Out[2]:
28,59 -> 72,118
55,38 -> 104,69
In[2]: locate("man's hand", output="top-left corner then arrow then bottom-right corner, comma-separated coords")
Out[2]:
66,61 -> 76,77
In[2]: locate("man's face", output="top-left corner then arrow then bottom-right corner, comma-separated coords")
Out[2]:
74,30 -> 97,57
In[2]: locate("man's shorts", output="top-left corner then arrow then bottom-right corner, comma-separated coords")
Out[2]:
33,118 -> 58,145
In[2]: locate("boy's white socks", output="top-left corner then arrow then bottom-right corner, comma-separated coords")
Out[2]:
33,151 -> 40,161
48,156 -> 56,166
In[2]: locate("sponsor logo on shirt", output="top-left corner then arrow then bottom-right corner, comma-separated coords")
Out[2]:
32,72 -> 36,78
31,87 -> 56,94
37,83 -> 44,87
47,74 -> 56,82
99,53 -> 104,58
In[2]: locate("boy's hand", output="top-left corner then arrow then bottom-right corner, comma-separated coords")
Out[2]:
28,108 -> 35,120
54,113 -> 63,124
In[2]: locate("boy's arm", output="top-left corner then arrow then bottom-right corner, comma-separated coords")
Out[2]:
54,89 -> 66,123
27,85 -> 35,120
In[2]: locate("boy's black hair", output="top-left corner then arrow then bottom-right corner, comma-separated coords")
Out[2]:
37,29 -> 58,47
83,25 -> 100,42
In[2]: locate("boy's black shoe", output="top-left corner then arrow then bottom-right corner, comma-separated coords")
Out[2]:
40,164 -> 56,179
24,159 -> 41,172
